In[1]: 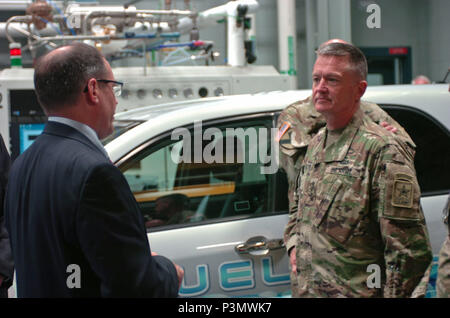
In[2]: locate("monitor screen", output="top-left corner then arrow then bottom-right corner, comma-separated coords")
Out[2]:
19,123 -> 45,154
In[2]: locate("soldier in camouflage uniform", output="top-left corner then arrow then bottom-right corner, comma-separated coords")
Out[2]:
436,193 -> 450,297
278,96 -> 416,296
279,41 -> 432,297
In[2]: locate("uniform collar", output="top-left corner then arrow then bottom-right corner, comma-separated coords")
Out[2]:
313,107 -> 364,163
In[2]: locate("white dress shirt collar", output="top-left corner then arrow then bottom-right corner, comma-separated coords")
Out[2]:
48,116 -> 109,159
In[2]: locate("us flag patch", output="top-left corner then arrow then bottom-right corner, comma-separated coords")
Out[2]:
276,122 -> 291,142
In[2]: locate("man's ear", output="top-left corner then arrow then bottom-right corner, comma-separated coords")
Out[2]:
356,80 -> 368,100
84,78 -> 100,104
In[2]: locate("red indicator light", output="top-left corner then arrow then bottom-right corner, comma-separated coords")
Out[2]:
9,42 -> 22,68
389,47 -> 408,55
10,48 -> 21,56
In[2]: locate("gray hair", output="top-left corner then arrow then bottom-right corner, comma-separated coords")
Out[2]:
316,42 -> 368,80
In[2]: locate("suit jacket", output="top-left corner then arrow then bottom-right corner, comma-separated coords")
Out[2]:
5,122 -> 178,297
0,135 -> 14,293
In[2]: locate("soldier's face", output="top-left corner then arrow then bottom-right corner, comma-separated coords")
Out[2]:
312,55 -> 366,119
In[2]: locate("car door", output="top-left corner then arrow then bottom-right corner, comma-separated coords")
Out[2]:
382,104 -> 450,297
117,113 -> 291,297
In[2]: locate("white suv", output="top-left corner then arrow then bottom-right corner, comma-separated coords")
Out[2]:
104,84 -> 450,297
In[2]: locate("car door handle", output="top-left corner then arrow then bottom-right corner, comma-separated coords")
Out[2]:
235,236 -> 285,256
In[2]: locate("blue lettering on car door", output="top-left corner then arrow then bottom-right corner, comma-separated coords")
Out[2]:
219,260 -> 255,291
179,258 -> 290,296
179,264 -> 210,297
261,257 -> 290,286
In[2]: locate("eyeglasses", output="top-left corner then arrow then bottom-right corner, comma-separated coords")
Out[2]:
83,79 -> 124,97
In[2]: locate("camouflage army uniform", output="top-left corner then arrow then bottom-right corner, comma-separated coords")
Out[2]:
291,108 -> 432,297
436,194 -> 450,297
277,96 -> 417,295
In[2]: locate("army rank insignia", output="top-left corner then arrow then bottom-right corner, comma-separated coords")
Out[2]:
392,174 -> 414,208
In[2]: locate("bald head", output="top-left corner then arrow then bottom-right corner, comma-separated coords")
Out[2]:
34,42 -> 108,113
323,38 -> 350,45
412,75 -> 431,85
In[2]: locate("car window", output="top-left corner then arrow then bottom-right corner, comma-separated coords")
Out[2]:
119,115 -> 287,230
382,105 -> 450,195
102,120 -> 143,145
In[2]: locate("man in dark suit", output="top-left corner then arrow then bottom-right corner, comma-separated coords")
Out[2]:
0,135 -> 13,298
4,42 -> 183,297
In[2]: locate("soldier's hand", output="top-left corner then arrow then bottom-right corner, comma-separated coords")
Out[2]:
289,247 -> 297,274
380,121 -> 398,133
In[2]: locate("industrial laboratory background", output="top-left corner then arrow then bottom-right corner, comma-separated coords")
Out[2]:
0,0 -> 449,159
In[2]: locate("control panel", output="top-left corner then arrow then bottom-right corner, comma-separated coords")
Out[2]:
112,65 -> 294,112
117,79 -> 231,112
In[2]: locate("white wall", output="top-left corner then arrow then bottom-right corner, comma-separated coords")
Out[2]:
428,0 -> 450,82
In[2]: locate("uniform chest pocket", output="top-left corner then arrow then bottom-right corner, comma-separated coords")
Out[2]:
314,170 -> 365,245
313,177 -> 342,228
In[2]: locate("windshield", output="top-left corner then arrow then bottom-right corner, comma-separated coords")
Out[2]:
101,120 -> 143,145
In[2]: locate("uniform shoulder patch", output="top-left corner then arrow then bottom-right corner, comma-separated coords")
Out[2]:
276,121 -> 291,142
382,163 -> 423,220
391,173 -> 414,208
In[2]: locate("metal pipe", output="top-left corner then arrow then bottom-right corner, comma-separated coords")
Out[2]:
277,0 -> 297,88
5,16 -> 32,43
226,0 -> 259,66
142,40 -> 147,76
226,3 -> 245,66
174,0 -> 259,65
0,1 -> 97,11
81,9 -> 193,35
10,24 -> 58,48
36,31 -> 181,43
38,34 -> 113,41
0,22 -> 58,38
0,0 -> 32,10
305,0 -> 317,88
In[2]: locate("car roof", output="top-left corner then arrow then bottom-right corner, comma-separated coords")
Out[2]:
113,90 -> 311,122
107,84 -> 449,161
114,84 -> 449,121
